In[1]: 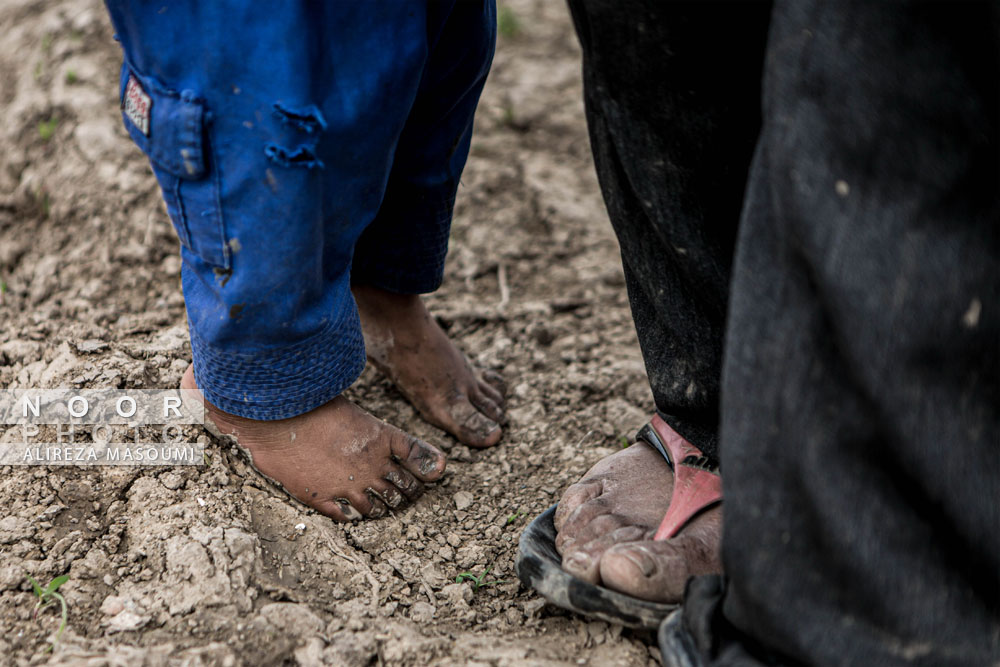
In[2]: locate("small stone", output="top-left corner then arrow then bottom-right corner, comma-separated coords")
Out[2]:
453,491 -> 473,511
441,582 -> 473,605
522,598 -> 546,616
100,595 -> 125,617
409,601 -> 436,623
159,472 -> 184,490
293,637 -> 325,667
0,564 -> 23,591
75,339 -> 108,353
106,610 -> 149,633
0,516 -> 33,545
294,523 -> 306,531
586,620 -> 607,645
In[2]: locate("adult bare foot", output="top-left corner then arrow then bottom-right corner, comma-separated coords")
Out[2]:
182,366 -> 446,521
553,422 -> 722,603
353,285 -> 506,448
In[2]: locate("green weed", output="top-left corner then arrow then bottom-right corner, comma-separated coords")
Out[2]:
26,574 -> 69,653
64,69 -> 77,85
619,435 -> 631,449
498,6 -> 521,38
38,118 -> 57,141
505,511 -> 525,526
455,566 -> 506,592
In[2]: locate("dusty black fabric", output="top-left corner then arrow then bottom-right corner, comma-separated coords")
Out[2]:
567,0 -> 772,463
569,0 -> 1000,664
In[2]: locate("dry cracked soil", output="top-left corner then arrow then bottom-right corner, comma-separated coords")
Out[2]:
0,1 -> 663,665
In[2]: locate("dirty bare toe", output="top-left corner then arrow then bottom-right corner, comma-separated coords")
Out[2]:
553,433 -> 722,602
598,516 -> 722,603
182,365 -> 446,521
353,285 -> 506,448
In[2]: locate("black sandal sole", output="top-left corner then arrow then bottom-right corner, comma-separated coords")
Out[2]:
515,504 -> 677,629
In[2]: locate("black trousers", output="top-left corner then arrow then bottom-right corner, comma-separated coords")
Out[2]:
568,0 -> 1000,664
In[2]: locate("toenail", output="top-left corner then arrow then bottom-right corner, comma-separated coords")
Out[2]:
387,470 -> 417,494
620,547 -> 657,577
384,488 -> 403,508
418,454 -> 441,477
337,499 -> 362,521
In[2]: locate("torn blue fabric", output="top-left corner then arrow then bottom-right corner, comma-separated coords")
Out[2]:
104,0 -> 496,420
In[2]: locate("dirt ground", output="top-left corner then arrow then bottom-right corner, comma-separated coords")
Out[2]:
0,1 -> 663,664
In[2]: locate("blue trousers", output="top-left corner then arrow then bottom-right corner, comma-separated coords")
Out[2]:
105,1 -> 496,419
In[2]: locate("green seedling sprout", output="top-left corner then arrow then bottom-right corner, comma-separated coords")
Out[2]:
619,435 -> 631,449
26,574 -> 69,653
455,566 -> 506,592
65,70 -> 77,84
38,119 -> 57,141
498,6 -> 521,38
505,511 -> 525,526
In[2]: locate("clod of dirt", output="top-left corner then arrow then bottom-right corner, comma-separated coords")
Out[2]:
453,490 -> 474,510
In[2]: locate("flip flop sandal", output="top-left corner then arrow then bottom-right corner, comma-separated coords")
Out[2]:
515,415 -> 722,629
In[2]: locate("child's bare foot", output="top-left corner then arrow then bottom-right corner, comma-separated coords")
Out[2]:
553,435 -> 722,603
182,366 -> 446,520
353,285 -> 506,448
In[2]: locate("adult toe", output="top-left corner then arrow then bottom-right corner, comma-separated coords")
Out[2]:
560,524 -> 648,584
599,540 -> 694,603
553,479 -> 604,531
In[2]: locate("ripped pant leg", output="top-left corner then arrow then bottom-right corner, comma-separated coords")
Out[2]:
104,1 -> 493,419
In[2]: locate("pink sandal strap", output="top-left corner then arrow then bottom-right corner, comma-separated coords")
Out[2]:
643,415 -> 723,540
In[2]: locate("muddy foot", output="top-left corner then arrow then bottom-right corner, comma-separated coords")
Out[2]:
182,366 -> 446,521
353,285 -> 506,448
553,430 -> 722,603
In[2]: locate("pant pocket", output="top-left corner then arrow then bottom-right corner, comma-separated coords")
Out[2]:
118,63 -> 229,269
